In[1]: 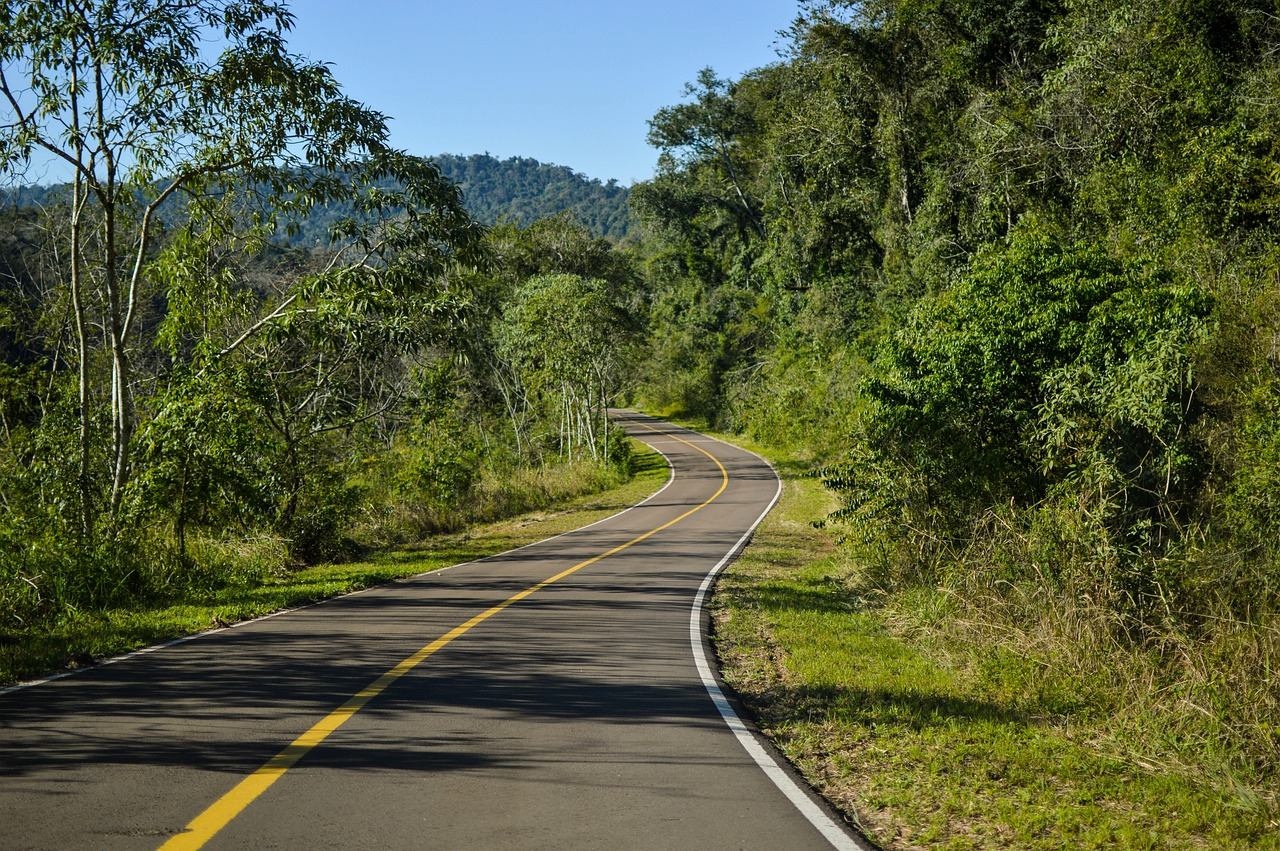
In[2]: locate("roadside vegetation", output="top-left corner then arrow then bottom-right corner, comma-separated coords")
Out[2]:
705,430 -> 1279,849
0,2 -> 642,685
0,442 -> 667,686
627,0 -> 1280,844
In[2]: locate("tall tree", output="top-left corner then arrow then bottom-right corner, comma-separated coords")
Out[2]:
643,68 -> 767,244
0,0 -> 397,533
497,274 -> 638,462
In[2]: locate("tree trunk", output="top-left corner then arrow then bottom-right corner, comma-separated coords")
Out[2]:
104,201 -> 134,518
70,171 -> 92,538
68,42 -> 93,539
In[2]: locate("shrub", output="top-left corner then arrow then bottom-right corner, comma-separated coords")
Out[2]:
830,223 -> 1215,613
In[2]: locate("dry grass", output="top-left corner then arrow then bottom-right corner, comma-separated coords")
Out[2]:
0,443 -> 669,687
708,436 -> 1280,849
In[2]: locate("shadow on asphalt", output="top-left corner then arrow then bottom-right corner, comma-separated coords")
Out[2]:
0,562 -> 733,779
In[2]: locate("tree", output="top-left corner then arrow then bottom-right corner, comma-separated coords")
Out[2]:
142,151 -> 486,560
497,274 -> 638,462
644,68 -> 767,243
0,0 -> 396,535
836,225 -> 1213,564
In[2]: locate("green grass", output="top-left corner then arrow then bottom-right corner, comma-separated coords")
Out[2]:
0,444 -> 669,688
708,438 -> 1280,850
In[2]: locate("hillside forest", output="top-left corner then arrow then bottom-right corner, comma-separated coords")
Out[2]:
3,151 -> 634,246
1,0 -> 1278,833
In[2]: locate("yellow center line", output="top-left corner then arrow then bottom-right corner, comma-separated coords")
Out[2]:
161,424 -> 728,851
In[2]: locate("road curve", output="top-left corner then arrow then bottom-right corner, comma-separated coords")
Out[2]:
0,412 -> 868,850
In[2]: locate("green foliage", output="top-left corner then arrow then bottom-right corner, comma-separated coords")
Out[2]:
1221,376 -> 1280,613
715,462 -> 1280,846
0,2 -> 648,645
632,0 -> 1267,620
432,153 -> 633,241
3,151 -> 635,248
389,418 -> 482,536
0,0 -> 437,539
486,213 -> 641,307
1,443 -> 669,687
825,228 -> 1215,603
497,273 -> 640,461
137,149 -> 487,565
866,230 -> 1205,507
135,370 -> 273,542
631,0 -> 1280,822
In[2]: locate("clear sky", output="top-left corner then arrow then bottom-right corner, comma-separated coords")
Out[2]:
284,1 -> 799,185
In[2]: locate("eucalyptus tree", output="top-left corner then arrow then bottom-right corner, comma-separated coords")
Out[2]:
497,274 -> 638,462
142,152 -> 486,560
0,0 -> 432,537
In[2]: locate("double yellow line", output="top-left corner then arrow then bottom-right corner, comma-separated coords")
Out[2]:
161,426 -> 727,850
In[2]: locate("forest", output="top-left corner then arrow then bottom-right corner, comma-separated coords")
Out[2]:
432,153 -> 633,241
3,151 -> 633,246
2,0 -> 1278,842
0,0 -> 641,657
629,0 -> 1280,837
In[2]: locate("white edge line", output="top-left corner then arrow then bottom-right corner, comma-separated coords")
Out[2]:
0,426 -> 677,698
680,429 -> 870,851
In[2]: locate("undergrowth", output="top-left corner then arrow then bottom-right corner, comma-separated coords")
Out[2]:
708,435 -> 1280,850
355,457 -> 632,543
0,442 -> 666,687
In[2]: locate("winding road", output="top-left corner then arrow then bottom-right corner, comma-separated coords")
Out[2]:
0,413 -> 868,850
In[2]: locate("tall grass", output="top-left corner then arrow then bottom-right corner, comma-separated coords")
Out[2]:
0,442 -> 659,686
711,444 -> 1280,848
1,454 -> 632,630
863,501 -> 1280,818
354,458 -> 629,544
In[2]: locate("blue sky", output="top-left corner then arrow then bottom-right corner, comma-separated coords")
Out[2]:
285,1 -> 799,185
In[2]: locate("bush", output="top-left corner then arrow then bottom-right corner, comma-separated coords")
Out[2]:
830,224 -> 1215,613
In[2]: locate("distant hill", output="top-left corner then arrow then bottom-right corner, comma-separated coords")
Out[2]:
433,154 -> 632,241
0,154 -> 633,244
0,183 -> 64,210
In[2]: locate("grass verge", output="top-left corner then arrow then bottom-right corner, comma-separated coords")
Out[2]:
705,432 -> 1280,850
0,443 -> 669,688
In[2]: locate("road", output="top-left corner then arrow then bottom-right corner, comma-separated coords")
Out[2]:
0,412 -> 868,850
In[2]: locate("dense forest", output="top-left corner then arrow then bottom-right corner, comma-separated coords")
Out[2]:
2,0 -> 1278,838
0,1 -> 640,644
2,152 -> 633,245
629,0 -> 1280,820
433,153 -> 632,241
261,153 -> 633,245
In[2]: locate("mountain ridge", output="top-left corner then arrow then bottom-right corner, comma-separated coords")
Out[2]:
434,153 -> 632,241
0,152 -> 633,244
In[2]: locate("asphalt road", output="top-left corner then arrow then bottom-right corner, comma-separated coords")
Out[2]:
0,412 -> 868,850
